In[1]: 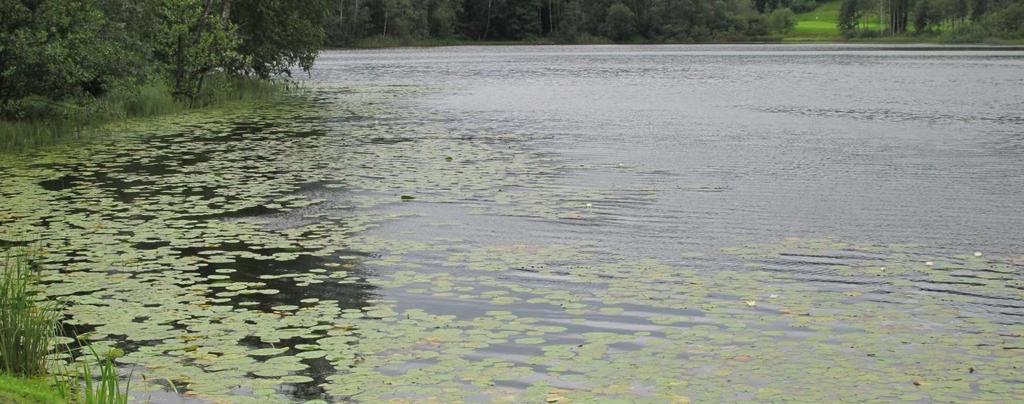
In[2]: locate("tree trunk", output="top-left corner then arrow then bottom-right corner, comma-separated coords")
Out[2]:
548,0 -> 554,34
337,0 -> 344,34
352,0 -> 360,37
174,35 -> 186,99
483,0 -> 492,40
889,0 -> 908,34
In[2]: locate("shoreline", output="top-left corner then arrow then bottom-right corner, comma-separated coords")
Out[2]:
0,79 -> 288,153
324,38 -> 1024,51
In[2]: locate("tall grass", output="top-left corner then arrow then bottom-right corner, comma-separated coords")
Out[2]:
0,374 -> 65,403
121,83 -> 181,117
193,74 -> 286,106
0,120 -> 83,152
0,255 -> 59,376
0,75 -> 286,152
77,347 -> 131,404
0,252 -> 131,403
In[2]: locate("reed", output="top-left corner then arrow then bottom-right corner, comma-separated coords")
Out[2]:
77,347 -> 131,404
0,76 -> 286,152
0,255 -> 59,377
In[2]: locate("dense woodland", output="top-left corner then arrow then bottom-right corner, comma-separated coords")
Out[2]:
1,0 -> 329,121
838,0 -> 1024,37
324,0 -> 802,45
1,0 -> 1023,126
323,0 -> 1023,44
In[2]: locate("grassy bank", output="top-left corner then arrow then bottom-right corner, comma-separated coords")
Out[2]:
788,0 -> 845,41
787,0 -> 884,41
0,374 -> 65,404
784,0 -> 1024,43
0,76 -> 285,152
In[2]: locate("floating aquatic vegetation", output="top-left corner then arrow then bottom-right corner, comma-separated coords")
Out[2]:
1,86 -> 1021,402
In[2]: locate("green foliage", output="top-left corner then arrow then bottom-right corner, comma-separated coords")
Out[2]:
77,347 -> 130,404
971,0 -> 988,20
431,0 -> 460,37
791,0 -> 822,12
0,250 -> 131,403
322,0 -> 1024,44
0,0 -> 322,149
0,120 -> 81,151
788,0 -> 888,40
156,0 -> 241,103
914,0 -> 938,32
838,0 -> 861,35
768,7 -> 798,32
121,82 -> 180,117
0,255 -> 58,377
0,77 -> 282,151
325,0 -> 899,44
0,374 -> 64,404
229,0 -> 330,78
984,2 -> 1024,37
603,3 -> 637,40
911,0 -> 1024,40
557,1 -> 586,40
0,1 -> 135,119
192,74 -> 288,107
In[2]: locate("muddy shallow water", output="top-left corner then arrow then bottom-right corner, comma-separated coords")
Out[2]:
2,45 -> 1023,402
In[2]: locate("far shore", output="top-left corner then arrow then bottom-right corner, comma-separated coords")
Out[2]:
325,38 -> 1024,50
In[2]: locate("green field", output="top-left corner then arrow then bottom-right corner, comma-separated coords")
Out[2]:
788,0 -> 884,41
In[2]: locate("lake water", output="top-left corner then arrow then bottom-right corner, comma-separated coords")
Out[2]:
2,45 -> 1022,402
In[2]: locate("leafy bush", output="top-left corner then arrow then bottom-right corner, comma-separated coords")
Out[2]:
603,3 -> 638,41
768,8 -> 797,33
985,3 -> 1024,37
0,2 -> 143,110
838,0 -> 862,37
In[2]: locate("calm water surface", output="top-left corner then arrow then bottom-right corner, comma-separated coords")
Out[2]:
2,45 -> 1023,402
313,44 -> 1024,255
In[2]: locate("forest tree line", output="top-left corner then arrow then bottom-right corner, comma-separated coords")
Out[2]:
2,0 -> 802,123
1,0 -> 330,121
3,0 -> 1023,126
324,0 -> 806,45
325,0 -> 1023,45
838,0 -> 1023,38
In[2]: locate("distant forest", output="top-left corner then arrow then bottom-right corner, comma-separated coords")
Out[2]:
326,0 -> 804,44
323,0 -> 1024,45
838,0 -> 1024,38
2,0 -> 1023,131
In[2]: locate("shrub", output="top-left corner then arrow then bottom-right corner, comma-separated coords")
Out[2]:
986,3 -> 1024,37
768,8 -> 797,33
603,3 -> 638,41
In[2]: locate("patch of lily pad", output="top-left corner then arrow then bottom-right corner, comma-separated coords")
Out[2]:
0,86 -> 1020,402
